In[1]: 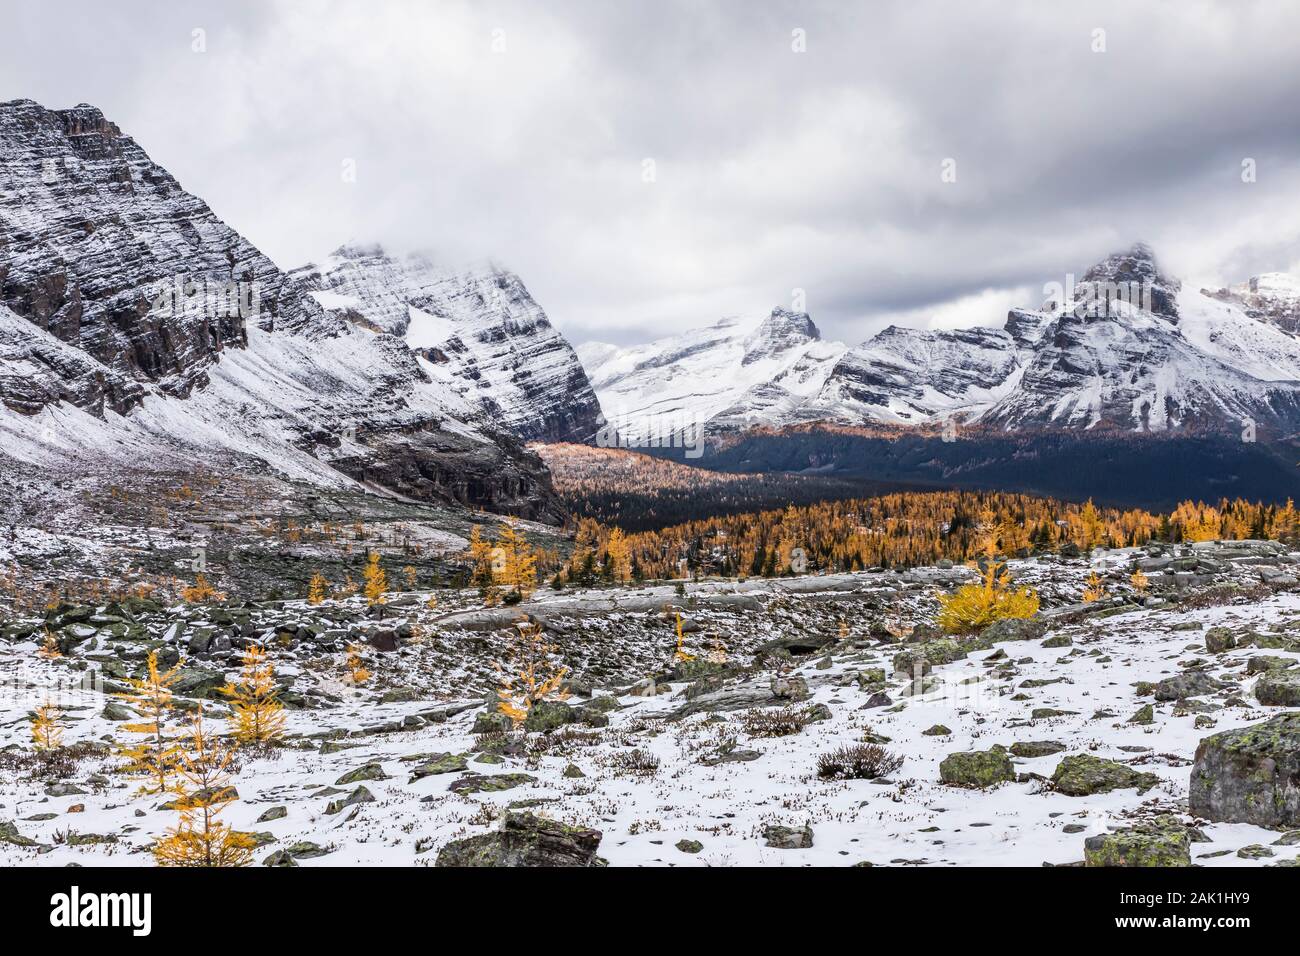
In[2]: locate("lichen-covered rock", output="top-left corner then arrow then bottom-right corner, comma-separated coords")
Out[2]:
447,773 -> 536,794
1205,627 -> 1236,654
1255,673 -> 1300,707
523,699 -> 577,733
1128,704 -> 1155,725
763,824 -> 814,849
1009,740 -> 1066,758
1189,713 -> 1300,829
324,785 -> 374,815
892,639 -> 967,678
0,820 -> 37,848
940,748 -> 1015,788
668,675 -> 808,720
1084,817 -> 1191,867
1248,655 -> 1294,675
335,762 -> 388,785
435,812 -> 603,867
977,617 -> 1046,645
171,666 -> 227,699
1051,754 -> 1160,796
471,710 -> 513,735
1154,669 -> 1223,702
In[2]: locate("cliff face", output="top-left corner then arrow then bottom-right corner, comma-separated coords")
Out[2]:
0,100 -> 561,521
290,245 -> 605,444
0,100 -> 338,415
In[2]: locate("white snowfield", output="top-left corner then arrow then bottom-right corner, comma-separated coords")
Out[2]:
2,561 -> 1297,868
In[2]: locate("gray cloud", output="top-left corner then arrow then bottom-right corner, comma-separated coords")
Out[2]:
4,0 -> 1300,347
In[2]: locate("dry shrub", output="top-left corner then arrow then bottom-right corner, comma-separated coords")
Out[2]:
609,748 -> 660,776
740,705 -> 815,738
816,743 -> 903,780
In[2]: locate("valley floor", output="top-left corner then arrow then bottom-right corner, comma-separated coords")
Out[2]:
2,551 -> 1299,867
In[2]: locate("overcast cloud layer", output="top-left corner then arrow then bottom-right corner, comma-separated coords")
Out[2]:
4,0 -> 1300,346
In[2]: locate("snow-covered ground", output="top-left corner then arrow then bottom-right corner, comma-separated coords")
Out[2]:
2,554 -> 1298,867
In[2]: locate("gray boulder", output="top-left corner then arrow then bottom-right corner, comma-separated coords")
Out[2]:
1154,669 -> 1223,702
1189,713 -> 1300,829
1255,673 -> 1300,707
435,812 -> 603,866
1084,816 -> 1191,867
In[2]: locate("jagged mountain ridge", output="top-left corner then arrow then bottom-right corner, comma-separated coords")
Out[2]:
578,308 -> 847,442
288,245 -> 603,444
0,100 -> 565,519
580,244 -> 1300,440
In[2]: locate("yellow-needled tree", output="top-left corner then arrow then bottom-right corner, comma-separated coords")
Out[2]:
495,521 -> 538,600
31,700 -> 63,751
363,550 -> 387,605
495,621 -> 569,727
220,644 -> 285,746
307,571 -> 328,605
936,515 -> 1040,634
154,710 -> 255,867
118,650 -> 182,794
605,527 -> 632,583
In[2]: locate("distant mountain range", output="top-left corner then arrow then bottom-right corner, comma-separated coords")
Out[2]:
4,98 -> 1300,517
576,244 -> 1300,506
581,243 -> 1300,439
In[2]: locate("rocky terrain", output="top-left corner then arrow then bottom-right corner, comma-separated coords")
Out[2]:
3,538 -> 1299,867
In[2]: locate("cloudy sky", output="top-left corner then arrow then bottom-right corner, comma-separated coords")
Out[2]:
5,0 -> 1300,346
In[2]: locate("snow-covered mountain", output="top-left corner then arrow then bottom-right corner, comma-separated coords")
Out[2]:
0,100 -> 560,519
581,244 -> 1300,441
289,245 -> 603,444
578,308 -> 846,441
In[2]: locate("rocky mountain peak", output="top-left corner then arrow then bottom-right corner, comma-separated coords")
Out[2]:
742,308 -> 821,365
292,246 -> 603,443
1076,241 -> 1181,320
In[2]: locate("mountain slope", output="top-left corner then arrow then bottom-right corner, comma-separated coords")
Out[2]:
0,100 -> 559,519
289,245 -> 603,444
579,308 -> 846,441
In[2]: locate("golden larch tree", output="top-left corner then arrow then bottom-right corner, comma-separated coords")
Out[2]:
495,521 -> 538,600
673,613 -> 694,662
37,629 -> 61,659
362,551 -> 387,605
345,642 -> 371,684
307,571 -> 328,605
1082,571 -> 1106,603
936,517 -> 1040,634
182,574 -> 224,603
495,621 -> 569,727
1130,567 -> 1149,594
1071,499 -> 1107,551
467,524 -> 495,586
605,527 -> 633,583
118,650 -> 183,794
31,700 -> 63,751
154,711 -> 255,867
219,644 -> 286,746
